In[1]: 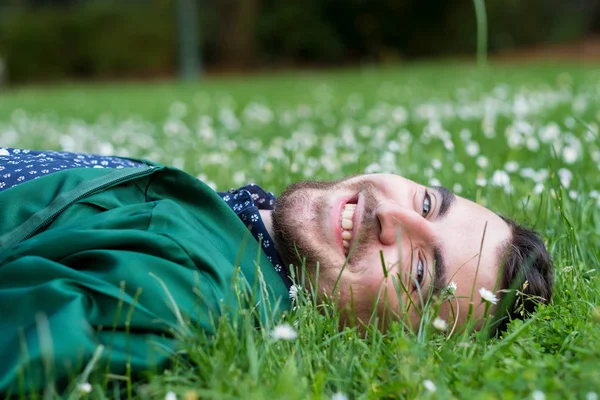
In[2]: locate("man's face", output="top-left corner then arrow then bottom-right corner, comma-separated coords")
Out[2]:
272,174 -> 512,329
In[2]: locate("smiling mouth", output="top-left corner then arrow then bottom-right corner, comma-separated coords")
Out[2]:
340,197 -> 358,255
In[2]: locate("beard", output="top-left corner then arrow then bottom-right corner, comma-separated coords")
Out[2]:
271,177 -> 379,278
271,179 -> 336,271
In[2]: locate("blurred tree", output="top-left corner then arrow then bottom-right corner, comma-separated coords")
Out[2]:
218,0 -> 260,68
1,0 -> 599,84
24,0 -> 76,4
486,0 -> 600,52
257,0 -> 344,64
0,0 -> 177,82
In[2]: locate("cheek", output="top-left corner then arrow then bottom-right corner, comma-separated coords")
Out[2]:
342,267 -> 383,294
357,246 -> 411,298
339,246 -> 413,316
437,297 -> 461,325
350,249 -> 405,290
378,279 -> 424,330
377,247 -> 404,274
339,261 -> 388,304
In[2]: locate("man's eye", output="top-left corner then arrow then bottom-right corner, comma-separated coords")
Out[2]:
416,258 -> 425,286
422,191 -> 431,217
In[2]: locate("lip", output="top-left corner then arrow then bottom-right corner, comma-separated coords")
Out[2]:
350,193 -> 364,254
331,192 -> 364,257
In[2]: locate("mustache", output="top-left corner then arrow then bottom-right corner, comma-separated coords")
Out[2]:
346,182 -> 378,264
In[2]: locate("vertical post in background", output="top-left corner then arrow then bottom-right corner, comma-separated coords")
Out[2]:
0,3 -> 8,88
0,58 -> 5,89
472,0 -> 488,67
176,0 -> 201,81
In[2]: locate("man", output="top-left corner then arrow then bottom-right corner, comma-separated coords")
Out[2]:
272,175 -> 553,331
0,148 -> 553,394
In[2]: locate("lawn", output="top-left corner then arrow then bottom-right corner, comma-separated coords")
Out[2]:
1,63 -> 599,399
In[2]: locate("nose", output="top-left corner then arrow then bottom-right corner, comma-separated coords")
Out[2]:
376,201 -> 432,246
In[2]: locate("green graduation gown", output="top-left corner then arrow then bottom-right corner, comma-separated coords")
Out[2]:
0,163 -> 291,394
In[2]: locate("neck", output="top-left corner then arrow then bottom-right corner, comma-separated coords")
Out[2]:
259,209 -> 276,244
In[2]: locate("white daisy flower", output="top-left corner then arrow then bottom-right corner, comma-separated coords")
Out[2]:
476,155 -> 489,169
331,392 -> 348,400
423,379 -> 437,393
562,146 -> 579,164
78,382 -> 92,393
165,391 -> 177,400
466,141 -> 480,156
531,390 -> 545,400
504,161 -> 519,172
533,183 -> 544,195
479,287 -> 499,305
491,170 -> 510,187
289,285 -> 302,300
558,168 -> 573,188
432,317 -> 448,331
270,323 -> 297,341
446,281 -> 457,295
453,162 -> 465,174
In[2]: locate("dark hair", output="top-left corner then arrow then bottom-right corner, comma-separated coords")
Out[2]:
494,217 -> 554,332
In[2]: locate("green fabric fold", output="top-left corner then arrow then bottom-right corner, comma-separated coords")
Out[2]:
0,166 -> 291,395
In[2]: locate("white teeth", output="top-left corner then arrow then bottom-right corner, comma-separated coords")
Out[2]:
340,203 -> 356,254
341,218 -> 353,230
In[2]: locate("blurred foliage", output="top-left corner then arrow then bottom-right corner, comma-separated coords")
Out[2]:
0,0 -> 177,82
0,0 -> 598,83
257,1 -> 345,63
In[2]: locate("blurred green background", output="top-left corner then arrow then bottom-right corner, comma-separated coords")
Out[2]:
0,0 -> 599,85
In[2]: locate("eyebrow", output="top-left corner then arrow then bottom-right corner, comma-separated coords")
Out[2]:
432,185 -> 456,219
426,186 -> 455,297
430,245 -> 447,297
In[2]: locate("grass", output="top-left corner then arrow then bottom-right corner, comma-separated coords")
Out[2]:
1,63 -> 600,399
